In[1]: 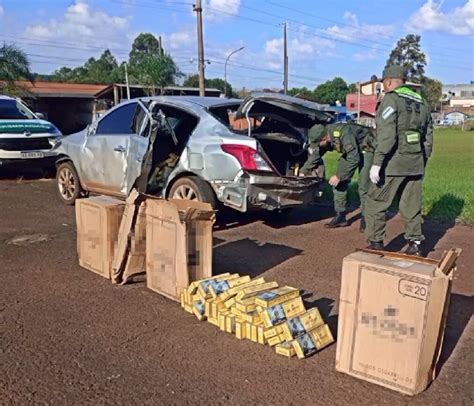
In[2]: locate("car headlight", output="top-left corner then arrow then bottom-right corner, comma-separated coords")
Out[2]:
48,136 -> 63,147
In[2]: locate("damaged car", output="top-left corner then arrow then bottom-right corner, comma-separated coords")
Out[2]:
53,93 -> 334,212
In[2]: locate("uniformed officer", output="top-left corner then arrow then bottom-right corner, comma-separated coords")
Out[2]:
325,122 -> 376,231
365,65 -> 433,255
299,124 -> 331,178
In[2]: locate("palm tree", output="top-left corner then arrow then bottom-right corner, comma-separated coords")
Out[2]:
0,43 -> 34,94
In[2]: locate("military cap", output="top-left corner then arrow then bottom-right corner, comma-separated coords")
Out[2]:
308,124 -> 327,143
382,65 -> 407,80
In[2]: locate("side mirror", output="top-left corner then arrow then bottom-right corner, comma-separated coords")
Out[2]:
35,112 -> 45,120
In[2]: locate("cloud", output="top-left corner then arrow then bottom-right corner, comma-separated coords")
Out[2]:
0,5 -> 4,18
203,0 -> 241,21
25,1 -> 130,48
326,11 -> 395,41
407,0 -> 474,35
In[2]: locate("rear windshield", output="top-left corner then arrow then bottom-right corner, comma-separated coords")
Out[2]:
0,99 -> 36,120
208,104 -> 262,133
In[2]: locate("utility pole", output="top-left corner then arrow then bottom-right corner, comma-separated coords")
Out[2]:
357,81 -> 361,124
158,36 -> 163,55
283,22 -> 288,95
194,0 -> 206,97
124,63 -> 131,100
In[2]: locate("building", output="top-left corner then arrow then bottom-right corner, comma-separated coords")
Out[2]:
2,81 -> 223,134
444,111 -> 468,125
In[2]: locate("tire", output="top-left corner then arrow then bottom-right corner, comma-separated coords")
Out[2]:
56,161 -> 84,205
168,176 -> 217,209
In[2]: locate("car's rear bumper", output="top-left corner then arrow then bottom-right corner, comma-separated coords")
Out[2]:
211,171 -> 324,212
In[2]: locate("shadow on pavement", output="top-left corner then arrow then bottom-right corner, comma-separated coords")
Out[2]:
0,164 -> 55,181
215,203 -> 338,231
437,293 -> 473,374
213,237 -> 302,278
385,194 -> 465,255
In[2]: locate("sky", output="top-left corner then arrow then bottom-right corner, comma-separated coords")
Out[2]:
0,0 -> 473,90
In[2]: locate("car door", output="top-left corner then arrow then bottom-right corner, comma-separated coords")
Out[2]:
79,101 -> 150,196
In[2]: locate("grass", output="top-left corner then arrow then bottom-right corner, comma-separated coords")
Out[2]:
322,127 -> 474,223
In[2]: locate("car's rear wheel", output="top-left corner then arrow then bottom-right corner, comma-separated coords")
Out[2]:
168,176 -> 217,209
56,162 -> 84,205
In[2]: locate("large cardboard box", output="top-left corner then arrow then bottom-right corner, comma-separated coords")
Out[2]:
336,249 -> 461,395
146,198 -> 215,302
75,195 -> 125,279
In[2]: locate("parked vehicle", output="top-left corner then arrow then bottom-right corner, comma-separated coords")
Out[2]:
53,93 -> 334,211
0,96 -> 62,167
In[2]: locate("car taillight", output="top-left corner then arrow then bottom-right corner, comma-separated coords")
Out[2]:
221,144 -> 273,172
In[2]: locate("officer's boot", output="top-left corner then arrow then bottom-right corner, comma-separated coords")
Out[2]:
359,216 -> 366,233
405,241 -> 422,256
366,241 -> 384,250
325,212 -> 348,228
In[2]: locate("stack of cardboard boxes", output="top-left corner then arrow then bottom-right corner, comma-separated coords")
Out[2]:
180,273 -> 334,358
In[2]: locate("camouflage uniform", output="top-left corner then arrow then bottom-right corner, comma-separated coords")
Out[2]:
365,73 -> 434,250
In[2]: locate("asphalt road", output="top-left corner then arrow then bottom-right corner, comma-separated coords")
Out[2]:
1,176 -> 473,405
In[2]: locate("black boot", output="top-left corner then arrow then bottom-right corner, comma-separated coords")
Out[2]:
405,241 -> 421,256
359,216 -> 366,233
325,212 -> 348,228
367,241 -> 384,250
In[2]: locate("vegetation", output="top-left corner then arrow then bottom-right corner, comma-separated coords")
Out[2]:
288,77 -> 354,105
385,34 -> 442,110
0,43 -> 34,95
323,128 -> 474,223
183,74 -> 234,97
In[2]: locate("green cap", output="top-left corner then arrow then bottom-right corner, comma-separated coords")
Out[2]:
308,124 -> 327,143
382,65 -> 407,80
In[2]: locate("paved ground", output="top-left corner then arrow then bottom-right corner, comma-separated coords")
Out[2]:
1,174 -> 473,405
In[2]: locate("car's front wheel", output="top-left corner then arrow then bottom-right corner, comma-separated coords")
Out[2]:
168,176 -> 217,209
56,162 -> 84,205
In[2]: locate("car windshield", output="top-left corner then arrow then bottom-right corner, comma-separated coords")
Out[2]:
0,99 -> 36,120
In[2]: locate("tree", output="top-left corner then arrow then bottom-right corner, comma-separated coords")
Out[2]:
288,87 -> 316,100
84,49 -> 120,83
183,74 -> 234,96
129,33 -> 162,69
386,34 -> 426,83
421,77 -> 442,111
348,83 -> 358,93
313,77 -> 349,105
0,43 -> 34,93
139,53 -> 181,95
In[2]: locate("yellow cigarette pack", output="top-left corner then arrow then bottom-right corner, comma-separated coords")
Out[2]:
230,307 -> 260,324
254,286 -> 300,308
267,335 -> 284,347
218,313 -> 228,331
197,274 -> 241,298
186,273 -> 232,302
280,308 -> 325,341
218,277 -> 266,301
275,341 -> 296,358
245,322 -> 252,338
250,324 -> 258,342
261,297 -> 306,328
184,304 -> 193,314
235,320 -> 246,340
208,276 -> 251,299
224,296 -> 236,309
208,316 -> 219,327
225,314 -> 236,334
234,301 -> 257,313
292,324 -> 334,359
235,281 -> 279,301
192,300 -> 206,321
257,326 -> 266,345
263,325 -> 284,339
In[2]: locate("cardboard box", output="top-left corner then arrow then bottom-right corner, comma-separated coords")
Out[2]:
336,249 -> 460,395
275,341 -> 296,358
75,196 -> 125,279
254,286 -> 300,308
146,198 -> 215,302
260,297 -> 306,328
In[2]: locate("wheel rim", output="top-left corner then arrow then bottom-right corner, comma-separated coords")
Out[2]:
58,168 -> 76,200
173,184 -> 198,201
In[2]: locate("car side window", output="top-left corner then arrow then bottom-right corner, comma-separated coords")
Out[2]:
96,102 -> 137,135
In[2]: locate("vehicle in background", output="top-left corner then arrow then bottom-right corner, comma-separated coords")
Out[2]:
0,96 -> 62,168
53,94 -> 334,211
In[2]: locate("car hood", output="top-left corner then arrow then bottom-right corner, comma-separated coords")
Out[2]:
235,92 -> 335,129
0,119 -> 60,135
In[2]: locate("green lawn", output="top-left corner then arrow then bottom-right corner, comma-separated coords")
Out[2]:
322,127 -> 474,223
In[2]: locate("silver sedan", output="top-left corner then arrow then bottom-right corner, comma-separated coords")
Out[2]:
53,93 -> 334,212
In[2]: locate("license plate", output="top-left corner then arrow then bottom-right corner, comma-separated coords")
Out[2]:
21,151 -> 44,158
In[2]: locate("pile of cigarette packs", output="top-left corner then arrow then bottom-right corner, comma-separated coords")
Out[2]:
181,273 -> 334,358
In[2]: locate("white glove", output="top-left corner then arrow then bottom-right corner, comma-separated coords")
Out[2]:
370,165 -> 381,184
